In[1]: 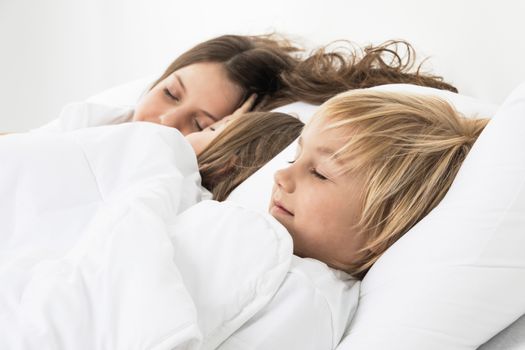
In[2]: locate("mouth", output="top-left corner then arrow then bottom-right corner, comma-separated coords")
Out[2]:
271,199 -> 294,217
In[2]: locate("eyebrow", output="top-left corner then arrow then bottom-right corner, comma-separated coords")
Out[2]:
174,73 -> 186,94
174,73 -> 219,122
317,146 -> 338,157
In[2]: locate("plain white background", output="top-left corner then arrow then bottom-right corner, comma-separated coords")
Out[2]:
1,0 -> 524,132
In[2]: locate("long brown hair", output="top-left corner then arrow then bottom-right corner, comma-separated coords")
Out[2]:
152,35 -> 457,112
198,112 -> 304,201
313,90 -> 487,279
265,39 -> 458,110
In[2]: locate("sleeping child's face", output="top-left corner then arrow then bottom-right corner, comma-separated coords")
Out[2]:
269,118 -> 367,271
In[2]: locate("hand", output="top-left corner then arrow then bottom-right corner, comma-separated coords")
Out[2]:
230,93 -> 257,119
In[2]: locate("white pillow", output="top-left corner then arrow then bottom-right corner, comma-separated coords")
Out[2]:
86,76 -> 154,107
226,84 -> 499,212
337,83 -> 525,350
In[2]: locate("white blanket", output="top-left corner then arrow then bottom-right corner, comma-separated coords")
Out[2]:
0,123 -> 293,349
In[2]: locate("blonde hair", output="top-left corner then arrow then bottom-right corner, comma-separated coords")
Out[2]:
198,112 -> 304,201
312,90 -> 488,279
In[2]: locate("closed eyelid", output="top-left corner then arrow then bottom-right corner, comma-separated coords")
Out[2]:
163,87 -> 178,100
310,168 -> 328,180
171,74 -> 218,122
193,118 -> 204,131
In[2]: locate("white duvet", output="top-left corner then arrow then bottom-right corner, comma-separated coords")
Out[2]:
0,123 -> 293,349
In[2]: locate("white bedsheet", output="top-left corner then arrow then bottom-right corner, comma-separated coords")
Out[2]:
0,123 -> 293,349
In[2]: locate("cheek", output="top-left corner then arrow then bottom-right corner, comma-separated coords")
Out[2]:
295,194 -> 331,229
298,193 -> 350,232
187,134 -> 204,154
190,132 -> 217,155
200,133 -> 215,150
210,100 -> 236,119
214,85 -> 243,115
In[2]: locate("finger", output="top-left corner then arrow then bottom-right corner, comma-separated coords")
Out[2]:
230,94 -> 257,119
238,93 -> 257,113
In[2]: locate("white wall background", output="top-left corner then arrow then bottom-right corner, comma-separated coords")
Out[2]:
1,0 -> 524,132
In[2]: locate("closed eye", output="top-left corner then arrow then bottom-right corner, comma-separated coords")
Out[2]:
163,88 -> 179,101
193,119 -> 204,131
310,168 -> 327,180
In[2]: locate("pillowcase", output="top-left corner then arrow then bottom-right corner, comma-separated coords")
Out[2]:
337,83 -> 525,350
226,84 -> 499,212
86,76 -> 154,107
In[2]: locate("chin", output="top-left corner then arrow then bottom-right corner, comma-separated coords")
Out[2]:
269,209 -> 287,228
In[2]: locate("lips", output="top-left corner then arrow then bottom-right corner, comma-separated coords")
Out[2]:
273,199 -> 294,216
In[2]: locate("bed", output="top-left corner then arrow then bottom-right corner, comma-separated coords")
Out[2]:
1,77 -> 525,349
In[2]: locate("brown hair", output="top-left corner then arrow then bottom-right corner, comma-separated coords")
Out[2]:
198,112 -> 304,201
312,90 -> 487,279
151,35 -> 300,109
268,40 -> 458,109
151,35 -> 457,112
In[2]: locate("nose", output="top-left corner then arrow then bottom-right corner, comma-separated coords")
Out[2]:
159,106 -> 194,135
274,165 -> 295,193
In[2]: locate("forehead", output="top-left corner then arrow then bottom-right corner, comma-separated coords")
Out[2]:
302,115 -> 347,147
176,62 -> 229,80
173,62 -> 243,113
302,115 -> 361,169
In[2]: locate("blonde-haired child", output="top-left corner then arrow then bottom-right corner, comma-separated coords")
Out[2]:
269,90 -> 488,279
